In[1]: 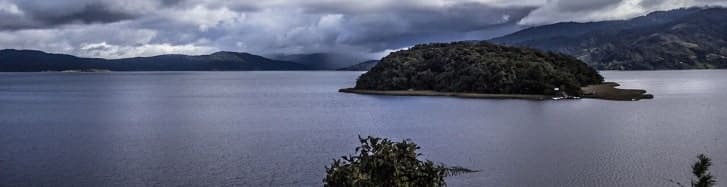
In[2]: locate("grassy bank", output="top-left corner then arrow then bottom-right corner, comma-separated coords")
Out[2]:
581,82 -> 654,101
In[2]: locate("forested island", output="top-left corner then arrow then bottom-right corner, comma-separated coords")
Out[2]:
342,41 -> 652,100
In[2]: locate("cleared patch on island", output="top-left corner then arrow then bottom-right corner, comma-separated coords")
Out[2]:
582,82 -> 654,101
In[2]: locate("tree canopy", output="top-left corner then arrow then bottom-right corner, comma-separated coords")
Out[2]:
324,136 -> 476,187
355,41 -> 604,95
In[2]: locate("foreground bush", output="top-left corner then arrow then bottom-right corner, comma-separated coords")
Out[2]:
671,154 -> 717,187
690,154 -> 716,187
324,136 -> 475,187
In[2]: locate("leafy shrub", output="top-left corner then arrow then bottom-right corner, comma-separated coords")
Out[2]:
691,154 -> 716,187
324,136 -> 475,187
670,154 -> 717,187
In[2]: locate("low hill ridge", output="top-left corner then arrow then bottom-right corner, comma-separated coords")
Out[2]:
0,50 -> 308,71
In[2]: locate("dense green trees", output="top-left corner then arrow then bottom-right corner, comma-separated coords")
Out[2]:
355,41 -> 603,95
324,136 -> 475,187
671,154 -> 717,187
691,154 -> 717,187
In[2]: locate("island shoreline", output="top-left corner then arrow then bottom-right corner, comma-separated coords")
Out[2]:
340,83 -> 653,101
339,88 -> 553,100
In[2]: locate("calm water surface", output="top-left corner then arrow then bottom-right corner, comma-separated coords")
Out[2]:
1,71 -> 726,186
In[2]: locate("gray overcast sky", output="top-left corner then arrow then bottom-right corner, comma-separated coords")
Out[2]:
0,0 -> 725,59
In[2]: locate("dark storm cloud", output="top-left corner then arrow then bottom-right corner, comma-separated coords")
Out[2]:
32,3 -> 136,26
639,0 -> 668,8
0,0 -> 725,59
0,1 -> 139,30
329,3 -> 536,51
160,0 -> 183,6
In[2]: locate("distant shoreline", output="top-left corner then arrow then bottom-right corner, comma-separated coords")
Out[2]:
2,69 -> 727,73
58,69 -> 112,73
340,83 -> 653,101
339,88 -> 552,100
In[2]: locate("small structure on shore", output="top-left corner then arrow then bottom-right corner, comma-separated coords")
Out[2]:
552,87 -> 581,100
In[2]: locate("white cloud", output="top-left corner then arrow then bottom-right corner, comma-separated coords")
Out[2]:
79,42 -> 216,58
371,47 -> 411,59
519,0 -> 727,25
0,22 -> 209,58
0,1 -> 22,15
163,5 -> 244,31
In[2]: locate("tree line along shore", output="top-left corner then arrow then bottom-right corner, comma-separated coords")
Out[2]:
341,82 -> 653,101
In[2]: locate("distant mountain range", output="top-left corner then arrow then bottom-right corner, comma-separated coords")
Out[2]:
337,60 -> 380,71
492,7 -> 727,70
269,53 -> 372,70
0,50 -> 377,72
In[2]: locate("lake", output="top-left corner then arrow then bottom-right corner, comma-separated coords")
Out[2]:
1,70 -> 726,186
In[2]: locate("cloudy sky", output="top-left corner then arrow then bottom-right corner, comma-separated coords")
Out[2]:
0,0 -> 725,59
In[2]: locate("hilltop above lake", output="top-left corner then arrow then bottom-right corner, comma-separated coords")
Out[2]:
492,7 -> 727,70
